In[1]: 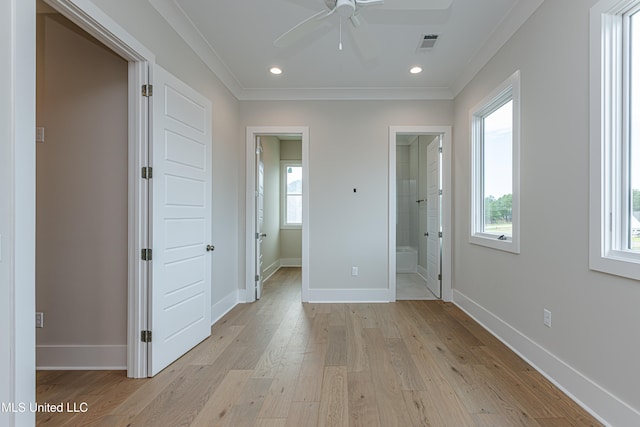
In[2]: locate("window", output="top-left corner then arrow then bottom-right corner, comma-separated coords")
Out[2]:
470,70 -> 520,253
281,161 -> 302,228
590,0 -> 640,280
630,11 -> 640,252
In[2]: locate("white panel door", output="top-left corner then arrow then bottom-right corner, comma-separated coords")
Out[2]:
149,64 -> 212,376
255,139 -> 264,300
426,138 -> 441,298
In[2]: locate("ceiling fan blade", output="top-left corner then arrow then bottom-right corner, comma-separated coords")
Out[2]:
348,15 -> 377,61
379,0 -> 452,10
355,0 -> 385,6
274,9 -> 335,48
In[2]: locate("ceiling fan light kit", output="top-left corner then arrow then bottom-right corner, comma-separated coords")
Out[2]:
335,0 -> 356,17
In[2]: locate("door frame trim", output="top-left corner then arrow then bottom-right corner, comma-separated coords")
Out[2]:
388,126 -> 453,302
245,127 -> 310,302
45,0 -> 155,378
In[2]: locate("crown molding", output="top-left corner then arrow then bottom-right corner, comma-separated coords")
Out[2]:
148,0 -> 244,97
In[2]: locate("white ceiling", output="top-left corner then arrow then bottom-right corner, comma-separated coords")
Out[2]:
149,0 -> 543,101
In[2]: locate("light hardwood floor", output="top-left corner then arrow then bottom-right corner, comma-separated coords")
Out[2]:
36,268 -> 602,426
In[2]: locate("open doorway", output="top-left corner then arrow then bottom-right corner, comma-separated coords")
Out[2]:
33,0 -> 157,379
389,126 -> 452,302
254,135 -> 303,300
246,127 -> 310,302
35,1 -> 129,370
394,134 -> 441,300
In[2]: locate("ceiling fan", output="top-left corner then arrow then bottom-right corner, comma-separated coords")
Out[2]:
274,0 -> 453,59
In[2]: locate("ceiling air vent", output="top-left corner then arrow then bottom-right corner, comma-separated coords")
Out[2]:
417,34 -> 439,51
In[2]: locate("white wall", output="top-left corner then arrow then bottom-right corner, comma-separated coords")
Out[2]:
35,13 -> 129,368
89,0 -> 243,308
0,0 -> 36,425
240,101 -> 453,295
452,0 -> 640,424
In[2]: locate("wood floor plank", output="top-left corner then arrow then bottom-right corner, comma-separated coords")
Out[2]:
257,350 -> 305,418
371,303 -> 401,339
385,337 -> 428,391
126,364 -> 226,426
292,342 -> 328,403
346,371 -> 381,427
362,328 -> 414,427
188,324 -> 245,366
36,268 -> 603,427
284,402 -> 319,427
190,369 -> 253,427
345,305 -> 370,373
253,419 -> 287,427
223,378 -> 273,427
325,325 -> 347,366
318,366 -> 349,427
471,346 -> 558,419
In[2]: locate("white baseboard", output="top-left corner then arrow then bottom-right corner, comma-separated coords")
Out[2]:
262,259 -> 301,284
262,260 -> 280,283
417,265 -> 428,280
35,291 -> 242,371
280,258 -> 301,267
36,345 -> 126,370
307,288 -> 392,303
453,290 -> 640,427
211,289 -> 242,325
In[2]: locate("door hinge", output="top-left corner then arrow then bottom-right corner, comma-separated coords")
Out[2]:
438,273 -> 442,281
438,231 -> 443,238
142,84 -> 153,97
141,330 -> 152,343
439,146 -> 443,153
439,189 -> 443,196
142,166 -> 153,179
255,275 -> 260,282
141,248 -> 152,261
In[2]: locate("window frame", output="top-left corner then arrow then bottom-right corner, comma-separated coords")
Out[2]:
589,0 -> 640,280
280,160 -> 303,229
469,70 -> 521,253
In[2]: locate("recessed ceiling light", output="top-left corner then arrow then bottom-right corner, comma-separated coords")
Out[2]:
270,67 -> 283,75
409,66 -> 423,74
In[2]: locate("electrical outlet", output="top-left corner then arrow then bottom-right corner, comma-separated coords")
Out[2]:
351,266 -> 358,276
35,312 -> 44,328
543,309 -> 551,327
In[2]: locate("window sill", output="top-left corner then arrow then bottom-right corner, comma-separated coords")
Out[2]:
280,225 -> 302,230
590,250 -> 640,281
470,233 -> 520,254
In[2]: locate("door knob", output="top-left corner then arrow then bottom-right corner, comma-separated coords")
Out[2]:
260,233 -> 267,238
206,244 -> 215,252
424,232 -> 429,237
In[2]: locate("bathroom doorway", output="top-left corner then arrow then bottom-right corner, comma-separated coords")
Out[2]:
389,126 -> 452,301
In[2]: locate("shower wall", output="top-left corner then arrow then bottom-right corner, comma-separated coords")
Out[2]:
396,142 -> 419,248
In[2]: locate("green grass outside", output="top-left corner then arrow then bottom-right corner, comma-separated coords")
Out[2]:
484,223 -> 512,235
